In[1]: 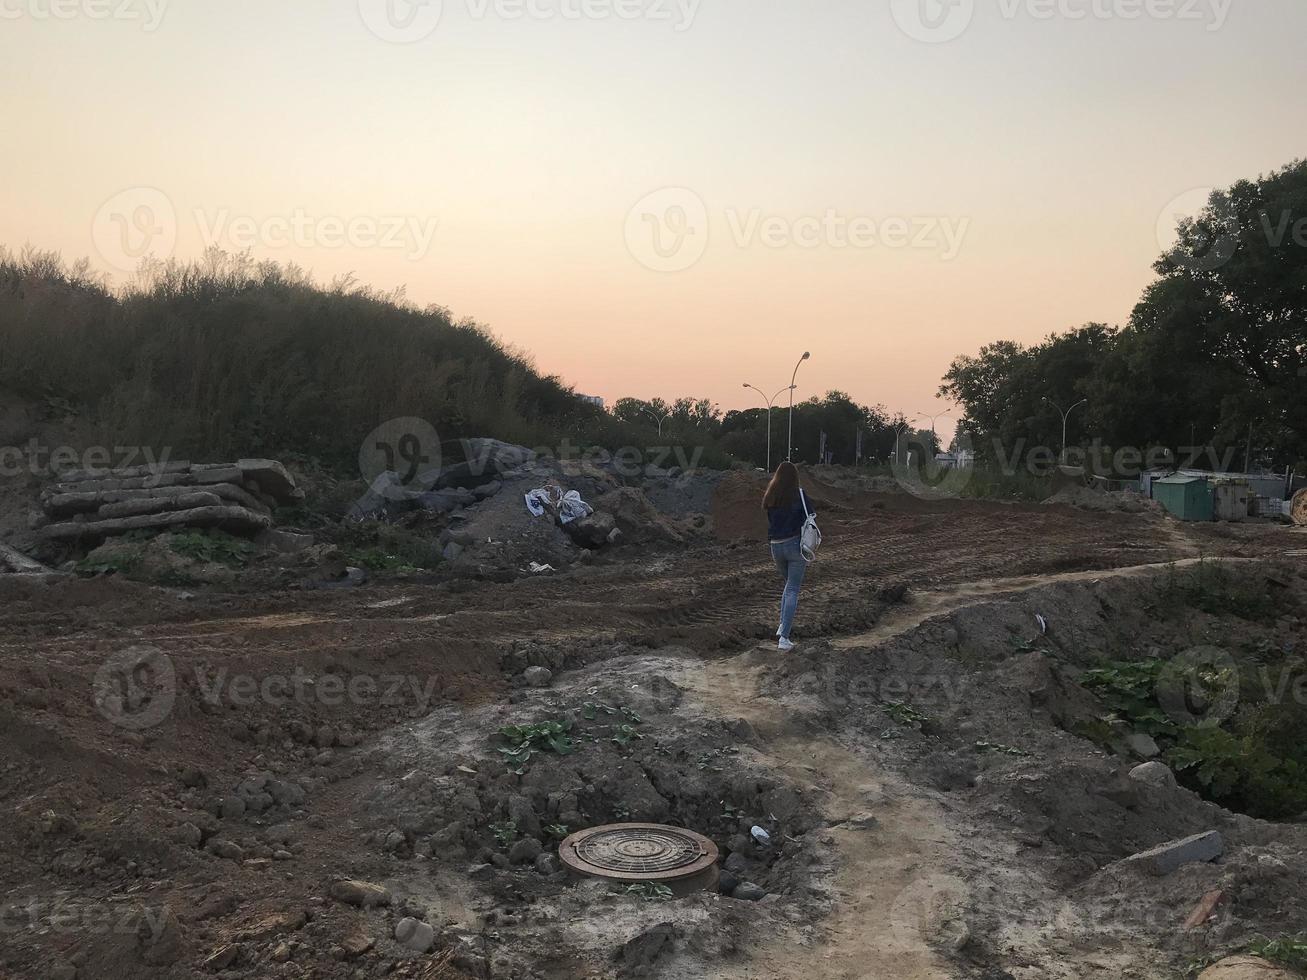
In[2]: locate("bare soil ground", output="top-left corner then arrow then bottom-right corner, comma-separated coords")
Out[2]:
1,471 -> 1303,979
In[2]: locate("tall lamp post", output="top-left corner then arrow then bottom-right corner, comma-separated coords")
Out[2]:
915,410 -> 952,458
743,383 -> 795,472
641,405 -> 672,437
787,352 -> 811,461
1043,397 -> 1087,464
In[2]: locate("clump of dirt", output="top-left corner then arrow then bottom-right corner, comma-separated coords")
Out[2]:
1045,484 -> 1165,514
754,561 -> 1307,978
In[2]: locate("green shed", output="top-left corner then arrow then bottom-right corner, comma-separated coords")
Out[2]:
1153,475 -> 1213,522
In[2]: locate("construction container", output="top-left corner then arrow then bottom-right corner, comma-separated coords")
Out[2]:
1153,475 -> 1213,522
1213,482 -> 1251,521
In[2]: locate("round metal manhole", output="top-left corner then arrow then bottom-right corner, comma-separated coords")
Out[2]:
559,823 -> 719,893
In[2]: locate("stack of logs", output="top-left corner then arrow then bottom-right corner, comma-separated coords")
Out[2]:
38,459 -> 303,541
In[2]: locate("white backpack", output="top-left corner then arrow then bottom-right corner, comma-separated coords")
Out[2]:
799,490 -> 822,562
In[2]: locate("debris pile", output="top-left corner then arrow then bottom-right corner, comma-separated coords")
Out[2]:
1292,488 -> 1307,526
0,541 -> 51,574
1044,484 -> 1164,514
36,459 -> 303,542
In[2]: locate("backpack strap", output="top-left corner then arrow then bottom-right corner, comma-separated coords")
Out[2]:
799,489 -> 810,518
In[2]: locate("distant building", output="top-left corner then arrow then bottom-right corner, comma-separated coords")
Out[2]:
578,394 -> 605,410
934,450 -> 976,469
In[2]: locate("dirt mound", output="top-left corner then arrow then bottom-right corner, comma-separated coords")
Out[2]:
640,470 -> 725,518
594,487 -> 690,545
1045,484 -> 1163,514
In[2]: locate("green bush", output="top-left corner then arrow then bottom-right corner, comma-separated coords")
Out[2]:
0,247 -> 733,473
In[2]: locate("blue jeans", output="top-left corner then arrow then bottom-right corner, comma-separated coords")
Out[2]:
769,536 -> 808,641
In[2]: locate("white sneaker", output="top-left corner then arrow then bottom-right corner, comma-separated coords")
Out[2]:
778,638 -> 795,653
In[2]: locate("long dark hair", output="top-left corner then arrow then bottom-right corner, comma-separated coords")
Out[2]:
763,461 -> 800,509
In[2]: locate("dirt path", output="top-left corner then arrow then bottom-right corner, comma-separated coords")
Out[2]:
674,648 -> 958,979
671,555 -> 1265,979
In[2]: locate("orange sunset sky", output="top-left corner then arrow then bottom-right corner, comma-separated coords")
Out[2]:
2,0 -> 1304,418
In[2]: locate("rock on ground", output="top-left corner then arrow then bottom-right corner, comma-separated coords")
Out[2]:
1199,956 -> 1304,979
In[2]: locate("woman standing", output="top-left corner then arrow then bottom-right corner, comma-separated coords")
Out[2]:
763,461 -> 812,652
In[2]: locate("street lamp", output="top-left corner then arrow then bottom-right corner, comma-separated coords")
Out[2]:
1043,397 -> 1088,464
787,352 -> 811,461
915,409 -> 952,442
743,383 -> 795,472
641,405 -> 672,437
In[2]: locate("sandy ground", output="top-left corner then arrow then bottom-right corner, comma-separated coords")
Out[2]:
1,474 -> 1303,979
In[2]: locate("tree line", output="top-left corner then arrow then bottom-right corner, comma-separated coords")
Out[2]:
941,159 -> 1307,476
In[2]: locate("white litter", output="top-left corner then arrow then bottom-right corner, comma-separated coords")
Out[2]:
527,562 -> 556,574
524,486 -> 594,525
750,826 -> 771,846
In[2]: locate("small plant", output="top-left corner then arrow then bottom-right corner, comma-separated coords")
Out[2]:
490,821 -> 517,849
625,882 -> 674,902
75,546 -> 143,576
1246,935 -> 1307,971
497,718 -> 576,772
1080,659 -> 1177,737
168,529 -> 255,566
612,724 -> 645,747
974,741 -> 1031,757
544,823 -> 569,841
343,546 -> 424,572
882,701 -> 929,728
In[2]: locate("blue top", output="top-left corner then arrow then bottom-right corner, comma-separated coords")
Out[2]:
767,493 -> 811,542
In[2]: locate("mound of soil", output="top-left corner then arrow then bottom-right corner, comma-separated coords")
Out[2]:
1045,484 -> 1164,514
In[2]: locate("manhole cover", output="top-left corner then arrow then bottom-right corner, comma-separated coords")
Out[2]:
559,823 -> 719,893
